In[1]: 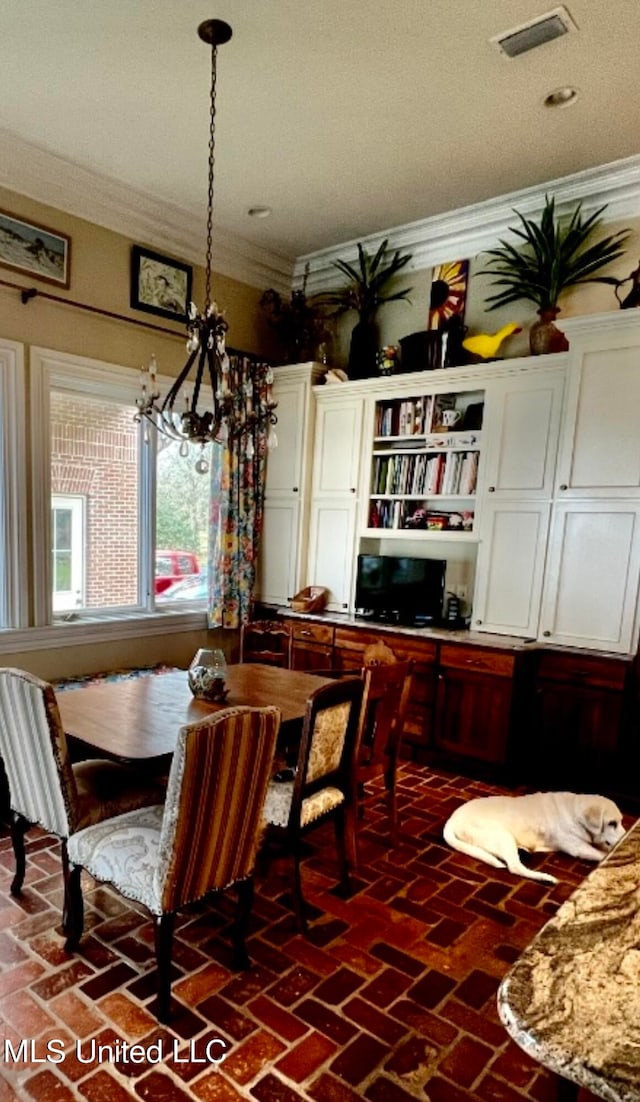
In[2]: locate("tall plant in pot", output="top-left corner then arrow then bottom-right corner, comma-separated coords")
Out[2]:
479,196 -> 630,354
317,239 -> 412,379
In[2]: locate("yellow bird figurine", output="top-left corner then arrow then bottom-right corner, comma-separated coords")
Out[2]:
463,323 -> 521,360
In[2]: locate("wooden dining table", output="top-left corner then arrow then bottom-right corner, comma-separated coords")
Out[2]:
57,664 -> 334,761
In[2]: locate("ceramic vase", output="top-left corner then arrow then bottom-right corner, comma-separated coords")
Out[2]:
348,318 -> 379,380
529,307 -> 569,355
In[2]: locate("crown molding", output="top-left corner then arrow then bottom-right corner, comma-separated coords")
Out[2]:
0,129 -> 294,294
1,129 -> 638,299
296,155 -> 640,292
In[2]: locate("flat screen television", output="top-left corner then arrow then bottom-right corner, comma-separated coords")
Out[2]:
355,554 -> 446,626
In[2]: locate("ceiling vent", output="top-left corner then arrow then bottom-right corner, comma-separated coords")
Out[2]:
491,6 -> 578,58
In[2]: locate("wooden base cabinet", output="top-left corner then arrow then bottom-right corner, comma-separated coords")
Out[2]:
290,621 -> 334,671
332,626 -> 438,753
526,650 -> 634,805
434,644 -> 518,767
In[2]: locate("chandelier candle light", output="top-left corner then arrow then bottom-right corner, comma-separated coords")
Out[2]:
135,18 -> 277,472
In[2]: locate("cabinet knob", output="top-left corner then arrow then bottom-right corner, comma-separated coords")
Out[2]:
475,619 -> 482,625
559,484 -> 568,491
350,487 -> 356,494
488,486 -> 495,493
543,630 -> 551,637
293,486 -> 299,493
342,602 -> 348,608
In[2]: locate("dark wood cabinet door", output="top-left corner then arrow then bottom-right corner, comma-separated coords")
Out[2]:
533,681 -> 624,791
434,667 -> 513,765
291,643 -> 333,672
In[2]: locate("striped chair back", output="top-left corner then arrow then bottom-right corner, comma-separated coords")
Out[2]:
0,668 -> 77,837
158,705 -> 281,912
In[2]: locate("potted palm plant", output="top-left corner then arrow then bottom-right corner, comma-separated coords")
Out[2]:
480,196 -> 630,354
318,239 -> 412,378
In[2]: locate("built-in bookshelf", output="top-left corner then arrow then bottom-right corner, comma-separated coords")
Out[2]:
366,388 -> 485,537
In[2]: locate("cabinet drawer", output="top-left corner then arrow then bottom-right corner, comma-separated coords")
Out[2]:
291,621 -> 335,645
439,644 -> 515,678
389,637 -> 438,666
537,651 -> 629,691
333,627 -> 437,665
334,627 -> 380,653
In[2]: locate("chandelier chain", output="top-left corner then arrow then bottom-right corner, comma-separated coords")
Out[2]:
133,17 -> 278,468
205,40 -> 218,312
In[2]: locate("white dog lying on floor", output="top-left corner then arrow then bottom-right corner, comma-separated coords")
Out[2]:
443,792 -> 625,884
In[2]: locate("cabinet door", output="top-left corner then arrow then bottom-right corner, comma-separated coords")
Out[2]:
264,380 -> 306,495
556,328 -> 640,497
312,398 -> 363,497
482,367 -> 564,498
307,499 -> 357,611
434,667 -> 512,765
532,681 -> 624,792
540,501 -> 640,652
291,642 -> 333,671
473,501 -> 550,638
256,499 -> 300,605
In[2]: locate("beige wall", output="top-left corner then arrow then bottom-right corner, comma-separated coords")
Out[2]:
0,184 -> 278,368
5,626 -> 240,684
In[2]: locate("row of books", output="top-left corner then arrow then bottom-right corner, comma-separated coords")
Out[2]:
374,394 -> 461,437
371,450 -> 479,497
367,500 -> 474,531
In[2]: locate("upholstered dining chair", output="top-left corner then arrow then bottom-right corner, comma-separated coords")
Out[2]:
240,620 -> 292,668
262,677 -> 363,933
0,667 -> 165,924
349,660 -> 413,868
65,705 -> 281,1022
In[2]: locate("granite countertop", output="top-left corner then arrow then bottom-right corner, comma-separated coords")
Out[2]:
265,606 -> 632,660
498,819 -> 640,1101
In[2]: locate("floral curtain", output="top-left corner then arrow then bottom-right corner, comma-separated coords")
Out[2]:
207,358 -> 272,628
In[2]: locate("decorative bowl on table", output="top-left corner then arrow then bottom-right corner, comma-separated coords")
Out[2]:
187,649 -> 229,702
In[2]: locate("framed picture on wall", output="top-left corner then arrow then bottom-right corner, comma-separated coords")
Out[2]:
428,259 -> 469,329
0,208 -> 71,288
130,245 -> 192,322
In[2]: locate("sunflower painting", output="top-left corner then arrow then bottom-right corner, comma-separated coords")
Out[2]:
427,259 -> 469,329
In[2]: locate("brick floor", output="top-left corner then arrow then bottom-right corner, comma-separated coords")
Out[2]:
0,763 -> 614,1101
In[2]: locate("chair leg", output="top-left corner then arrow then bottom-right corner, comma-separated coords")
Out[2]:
386,762 -> 399,847
10,812 -> 29,896
232,878 -> 253,971
344,799 -> 359,871
63,864 -> 84,951
154,913 -> 175,1023
291,843 -> 309,935
334,808 -> 352,897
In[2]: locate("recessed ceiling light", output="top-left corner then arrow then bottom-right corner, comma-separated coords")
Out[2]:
247,206 -> 272,219
543,85 -> 579,108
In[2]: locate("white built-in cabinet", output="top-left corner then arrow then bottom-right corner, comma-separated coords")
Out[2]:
262,314 -> 640,654
306,393 -> 364,610
472,364 -> 565,638
537,314 -> 640,652
256,363 -> 323,606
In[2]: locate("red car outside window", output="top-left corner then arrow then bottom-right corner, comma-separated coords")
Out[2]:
154,551 -> 200,595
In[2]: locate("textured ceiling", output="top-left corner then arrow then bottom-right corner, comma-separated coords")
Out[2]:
0,0 -> 638,262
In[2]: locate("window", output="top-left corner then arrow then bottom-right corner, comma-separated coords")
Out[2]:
155,438 -> 211,602
0,339 -> 27,630
30,347 -> 213,625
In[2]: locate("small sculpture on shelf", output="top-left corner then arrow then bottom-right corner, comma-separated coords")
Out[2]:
462,323 -> 522,361
377,345 -> 399,375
